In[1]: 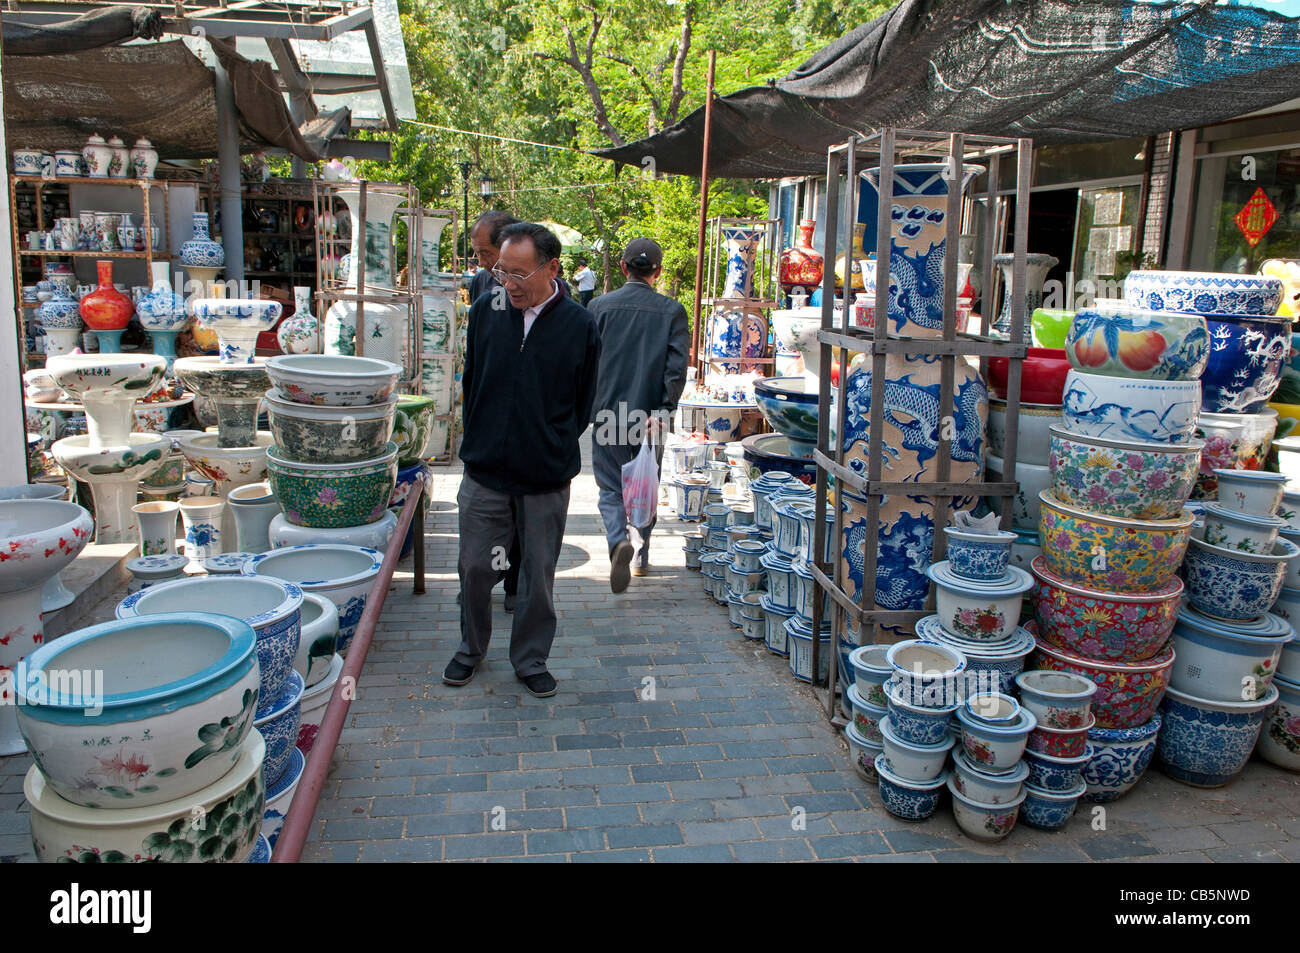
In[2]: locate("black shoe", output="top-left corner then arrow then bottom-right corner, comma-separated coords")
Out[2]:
610,540 -> 634,594
518,670 -> 557,698
442,659 -> 476,686
504,593 -> 516,613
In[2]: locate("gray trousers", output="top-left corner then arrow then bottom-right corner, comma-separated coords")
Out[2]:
456,474 -> 570,676
592,440 -> 663,560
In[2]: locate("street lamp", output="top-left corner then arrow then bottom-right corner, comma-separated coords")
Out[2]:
479,173 -> 495,202
458,159 -> 473,268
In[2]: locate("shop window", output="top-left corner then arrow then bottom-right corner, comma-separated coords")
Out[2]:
1189,147 -> 1300,273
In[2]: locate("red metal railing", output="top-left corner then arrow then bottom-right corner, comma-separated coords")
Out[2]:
271,472 -> 427,862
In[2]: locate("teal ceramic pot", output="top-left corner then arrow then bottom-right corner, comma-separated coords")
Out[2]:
1064,305 -> 1209,381
392,394 -> 435,465
752,377 -> 818,457
265,391 -> 397,464
267,442 -> 398,529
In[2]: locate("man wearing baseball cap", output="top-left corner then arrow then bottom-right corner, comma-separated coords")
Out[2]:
589,237 -> 690,591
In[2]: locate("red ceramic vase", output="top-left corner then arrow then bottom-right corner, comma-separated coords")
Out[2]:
79,260 -> 133,331
779,219 -> 824,287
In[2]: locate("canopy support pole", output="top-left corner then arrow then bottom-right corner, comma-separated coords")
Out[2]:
213,54 -> 245,282
689,49 -> 716,372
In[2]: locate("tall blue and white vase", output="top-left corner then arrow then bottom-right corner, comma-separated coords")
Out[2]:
324,188 -> 408,362
708,227 -> 767,375
992,253 -> 1059,344
840,161 -> 989,642
179,212 -> 225,270
860,162 -> 981,339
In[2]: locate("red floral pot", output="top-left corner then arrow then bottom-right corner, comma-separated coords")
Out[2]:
1030,631 -> 1175,730
78,260 -> 133,331
1025,715 -> 1096,758
1030,555 -> 1181,662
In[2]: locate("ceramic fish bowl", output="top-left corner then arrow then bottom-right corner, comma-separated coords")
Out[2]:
1196,313 -> 1291,414
740,433 -> 816,485
25,729 -> 265,863
1156,683 -> 1278,788
265,354 -> 401,407
266,441 -> 399,529
296,592 -> 340,688
1031,636 -> 1174,730
1064,304 -> 1209,380
1061,370 -> 1200,445
1046,426 -> 1203,521
1081,715 -> 1162,803
1123,269 -> 1284,316
752,376 -> 818,457
15,612 -> 259,809
265,390 -> 398,464
1181,535 -> 1299,622
116,575 -> 303,708
242,544 -> 382,653
191,298 -> 284,365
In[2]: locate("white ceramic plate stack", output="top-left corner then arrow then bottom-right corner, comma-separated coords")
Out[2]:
16,612 -> 267,863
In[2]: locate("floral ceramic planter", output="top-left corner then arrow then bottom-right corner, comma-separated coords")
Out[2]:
16,612 -> 259,809
843,723 -> 883,783
261,746 -> 303,851
1201,503 -> 1284,555
1256,674 -> 1300,772
266,391 -> 397,465
1065,304 -> 1209,380
1081,714 -> 1161,803
1025,717 -> 1095,758
1037,490 -> 1192,594
27,729 -> 265,863
1157,683 -> 1278,787
1030,555 -> 1181,662
1015,669 -> 1098,731
1047,426 -> 1202,521
928,561 -> 1033,642
948,777 -> 1025,842
392,393 -> 435,465
873,755 -> 947,821
267,442 -> 398,529
1031,635 -> 1174,729
294,592 -> 339,688
1169,606 -> 1289,703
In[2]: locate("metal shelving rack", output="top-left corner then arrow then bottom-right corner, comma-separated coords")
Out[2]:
807,129 -> 1032,716
313,180 -> 423,393
403,205 -> 459,466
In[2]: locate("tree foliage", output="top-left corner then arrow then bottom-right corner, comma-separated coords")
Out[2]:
376,0 -> 893,314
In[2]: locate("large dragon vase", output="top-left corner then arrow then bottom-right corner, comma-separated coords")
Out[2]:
839,351 -> 989,638
707,304 -> 767,375
860,162 -> 982,338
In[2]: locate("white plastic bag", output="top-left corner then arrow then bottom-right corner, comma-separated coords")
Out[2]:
622,436 -> 659,529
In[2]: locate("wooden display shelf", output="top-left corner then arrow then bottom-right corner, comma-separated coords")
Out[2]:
12,175 -> 168,188
20,250 -> 169,259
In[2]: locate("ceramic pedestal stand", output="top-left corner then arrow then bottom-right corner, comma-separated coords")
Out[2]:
0,500 -> 94,754
0,483 -> 80,612
45,354 -> 169,544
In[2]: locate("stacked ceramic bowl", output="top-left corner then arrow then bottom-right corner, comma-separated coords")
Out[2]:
1010,670 -> 1095,828
755,482 -> 813,661
16,613 -> 267,863
913,528 -> 1036,697
1152,460 -> 1297,788
1255,637 -> 1300,773
665,439 -> 711,520
1122,271 -> 1285,502
264,355 -> 401,548
949,691 -> 1034,840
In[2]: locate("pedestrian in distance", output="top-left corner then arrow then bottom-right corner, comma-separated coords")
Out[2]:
446,222 -> 601,698
588,237 -> 690,592
574,257 -> 597,307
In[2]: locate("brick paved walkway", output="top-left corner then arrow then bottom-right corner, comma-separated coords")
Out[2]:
5,433 -> 1300,862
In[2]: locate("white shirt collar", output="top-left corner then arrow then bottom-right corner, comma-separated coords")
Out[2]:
522,280 -> 560,337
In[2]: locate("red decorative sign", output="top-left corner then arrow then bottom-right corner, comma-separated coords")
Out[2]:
1235,187 -> 1278,248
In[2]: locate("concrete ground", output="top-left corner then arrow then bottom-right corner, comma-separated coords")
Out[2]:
4,432 -> 1300,863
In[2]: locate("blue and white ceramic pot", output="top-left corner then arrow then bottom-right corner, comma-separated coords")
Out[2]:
1197,313 -> 1291,414
1181,535 -> 1299,622
784,615 -> 831,684
242,544 -> 382,654
741,433 -> 816,485
1123,270 -> 1284,317
874,754 -> 948,821
296,591 -> 340,688
179,212 -> 225,269
261,745 -> 304,850
16,612 -> 259,809
1022,743 -> 1093,793
860,162 -> 982,338
117,574 -> 303,708
838,347 -> 987,636
1169,606 -> 1291,703
25,729 -> 265,863
252,670 -> 303,787
1020,778 -> 1086,830
1157,683 -> 1278,787
1061,370 -> 1200,445
753,377 -> 818,457
992,253 -> 1058,344
1081,714 -> 1161,803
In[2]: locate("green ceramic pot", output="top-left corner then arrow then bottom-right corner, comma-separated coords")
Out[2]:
266,442 -> 398,528
392,394 -> 435,465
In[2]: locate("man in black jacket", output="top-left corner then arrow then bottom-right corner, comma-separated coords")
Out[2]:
445,222 -> 601,698
589,238 -> 690,591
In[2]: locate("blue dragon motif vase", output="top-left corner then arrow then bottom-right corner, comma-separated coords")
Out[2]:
707,227 -> 767,373
860,162 -> 981,338
839,349 -> 988,640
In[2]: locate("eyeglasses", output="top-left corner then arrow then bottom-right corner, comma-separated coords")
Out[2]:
491,263 -> 546,285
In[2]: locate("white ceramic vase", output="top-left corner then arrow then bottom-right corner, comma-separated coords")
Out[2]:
132,500 -> 179,556
179,495 -> 225,570
227,482 -> 278,554
276,287 -> 319,355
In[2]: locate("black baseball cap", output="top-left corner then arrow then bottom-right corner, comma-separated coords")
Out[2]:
622,238 -> 663,269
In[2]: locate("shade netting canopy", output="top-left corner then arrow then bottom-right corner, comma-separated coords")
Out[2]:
596,0 -> 1300,178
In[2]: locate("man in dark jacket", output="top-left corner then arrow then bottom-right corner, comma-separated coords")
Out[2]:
446,222 -> 601,698
589,238 -> 690,592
